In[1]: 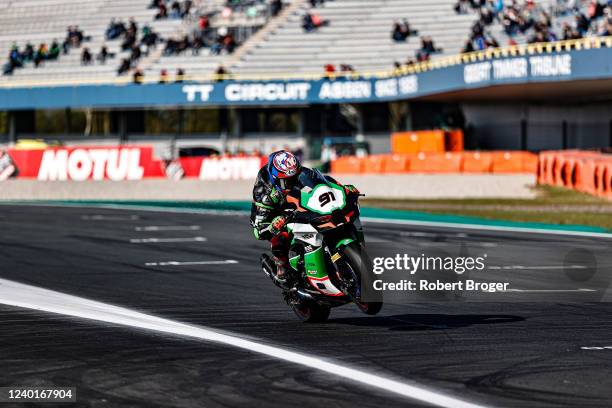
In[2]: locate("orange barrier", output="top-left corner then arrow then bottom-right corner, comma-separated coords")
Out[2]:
491,151 -> 538,174
391,130 -> 445,154
445,129 -> 464,152
604,163 -> 612,199
362,154 -> 385,174
418,131 -> 446,153
462,151 -> 492,173
391,132 -> 420,154
382,154 -> 412,173
331,150 -> 540,176
330,156 -> 363,174
409,152 -> 463,173
537,150 -> 612,199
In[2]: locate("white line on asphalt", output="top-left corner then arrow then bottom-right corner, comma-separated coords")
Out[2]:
0,278 -> 486,408
130,237 -> 207,243
504,288 -> 596,292
135,226 -> 201,232
488,265 -> 586,270
145,260 -> 238,266
581,346 -> 612,350
82,214 -> 140,221
400,231 -> 468,238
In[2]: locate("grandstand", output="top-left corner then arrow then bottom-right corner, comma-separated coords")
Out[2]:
233,0 -> 476,75
0,0 -> 606,83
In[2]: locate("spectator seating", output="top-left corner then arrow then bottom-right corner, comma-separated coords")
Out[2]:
232,0 -> 477,75
0,0 -> 245,83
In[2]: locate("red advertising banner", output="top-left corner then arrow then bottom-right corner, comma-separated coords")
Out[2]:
3,146 -> 266,181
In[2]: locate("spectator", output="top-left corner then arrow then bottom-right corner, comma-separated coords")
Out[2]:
159,69 -> 169,83
34,43 -> 47,67
22,42 -> 34,62
310,0 -> 325,7
170,1 -> 181,18
130,45 -> 142,62
129,18 -> 138,34
106,18 -> 125,40
454,0 -> 470,14
182,0 -> 193,18
462,39 -> 474,53
393,61 -> 402,74
97,45 -> 110,63
302,12 -> 327,31
324,63 -> 335,77
215,65 -> 228,82
199,15 -> 210,31
340,64 -> 355,73
420,36 -> 441,53
122,29 -> 137,51
302,12 -> 315,31
192,34 -> 204,55
133,69 -> 144,84
575,12 -> 590,35
117,58 -> 131,75
155,1 -> 168,19
81,47 -> 92,65
391,19 -> 416,42
588,0 -> 604,20
47,40 -> 60,60
175,68 -> 185,82
271,0 -> 283,16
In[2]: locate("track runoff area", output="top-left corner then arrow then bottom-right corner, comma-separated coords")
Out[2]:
0,204 -> 611,408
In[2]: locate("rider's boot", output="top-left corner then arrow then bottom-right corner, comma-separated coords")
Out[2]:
273,255 -> 292,287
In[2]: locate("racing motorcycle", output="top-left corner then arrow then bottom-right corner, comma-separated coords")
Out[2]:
261,169 -> 383,322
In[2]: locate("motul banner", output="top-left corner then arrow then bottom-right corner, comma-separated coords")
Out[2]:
180,156 -> 265,180
2,146 -> 265,181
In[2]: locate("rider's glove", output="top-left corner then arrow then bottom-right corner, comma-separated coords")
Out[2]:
268,215 -> 287,236
344,184 -> 359,195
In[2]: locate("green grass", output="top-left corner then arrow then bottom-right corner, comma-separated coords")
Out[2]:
362,186 -> 612,230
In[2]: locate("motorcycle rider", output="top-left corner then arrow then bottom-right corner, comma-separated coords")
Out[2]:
250,150 -> 359,284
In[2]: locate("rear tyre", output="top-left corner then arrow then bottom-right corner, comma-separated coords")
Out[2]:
342,243 -> 383,316
291,301 -> 331,323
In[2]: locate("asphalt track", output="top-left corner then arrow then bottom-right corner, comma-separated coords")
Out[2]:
0,204 -> 612,408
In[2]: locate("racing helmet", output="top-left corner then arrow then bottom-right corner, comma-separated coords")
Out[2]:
267,150 -> 301,191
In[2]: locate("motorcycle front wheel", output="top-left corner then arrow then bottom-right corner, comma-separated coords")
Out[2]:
342,243 -> 383,316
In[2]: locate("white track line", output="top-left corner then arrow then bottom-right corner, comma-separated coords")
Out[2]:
130,237 -> 207,243
82,214 -> 140,221
0,278 -> 486,408
581,346 -> 612,350
135,226 -> 201,232
145,260 -> 238,266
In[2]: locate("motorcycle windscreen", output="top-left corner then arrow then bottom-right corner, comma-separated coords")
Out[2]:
297,169 -> 347,215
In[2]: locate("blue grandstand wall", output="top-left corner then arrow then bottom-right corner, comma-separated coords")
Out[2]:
0,48 -> 609,110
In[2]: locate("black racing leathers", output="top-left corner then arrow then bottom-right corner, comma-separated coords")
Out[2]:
250,166 -> 287,241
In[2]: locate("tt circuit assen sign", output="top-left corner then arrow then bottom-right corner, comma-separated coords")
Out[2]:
1,48 -> 606,110
3,146 -> 265,181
